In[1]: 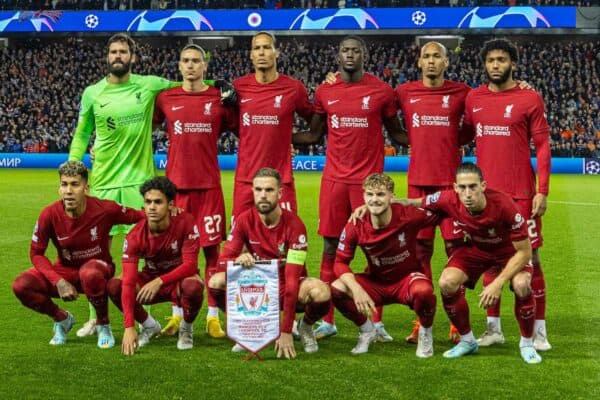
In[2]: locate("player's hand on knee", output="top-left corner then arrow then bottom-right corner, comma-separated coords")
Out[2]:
349,205 -> 368,225
122,327 -> 138,356
478,281 -> 502,309
136,278 -> 163,304
275,333 -> 296,359
353,289 -> 376,316
56,278 -> 79,301
235,253 -> 255,268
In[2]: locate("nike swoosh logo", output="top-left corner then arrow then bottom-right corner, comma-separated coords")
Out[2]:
452,229 -> 463,235
473,108 -> 483,112
249,240 -> 260,244
171,106 -> 184,111
240,98 -> 252,103
57,235 -> 69,241
327,100 -> 339,105
209,235 -> 221,241
410,98 -> 421,104
365,245 -> 376,250
100,103 -> 110,108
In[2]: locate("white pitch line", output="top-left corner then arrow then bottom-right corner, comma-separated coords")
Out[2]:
548,200 -> 600,207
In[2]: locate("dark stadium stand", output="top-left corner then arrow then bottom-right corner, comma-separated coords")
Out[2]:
0,36 -> 599,157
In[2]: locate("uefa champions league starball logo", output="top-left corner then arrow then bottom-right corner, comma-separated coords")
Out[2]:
84,14 -> 98,29
457,7 -> 551,28
585,160 -> 600,175
411,10 -> 427,26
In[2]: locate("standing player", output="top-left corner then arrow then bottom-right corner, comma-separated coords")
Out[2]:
331,174 -> 437,357
232,31 -> 313,219
154,44 -> 237,339
294,36 -> 407,340
107,177 -> 204,354
12,161 -> 145,348
68,33 -> 180,335
463,38 -> 551,351
69,34 -> 235,335
395,41 -> 470,344
413,162 -> 541,364
208,168 -> 331,359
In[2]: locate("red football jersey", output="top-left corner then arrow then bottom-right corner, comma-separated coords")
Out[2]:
234,74 -> 313,184
335,204 -> 439,283
464,85 -> 550,199
314,73 -> 398,184
122,212 -> 200,327
219,207 -> 308,333
396,80 -> 470,186
30,197 -> 144,284
421,188 -> 529,253
154,86 -> 237,189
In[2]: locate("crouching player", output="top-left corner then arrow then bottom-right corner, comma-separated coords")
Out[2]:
12,161 -> 145,348
208,168 -> 331,359
332,174 -> 438,356
107,177 -> 204,355
414,162 -> 541,364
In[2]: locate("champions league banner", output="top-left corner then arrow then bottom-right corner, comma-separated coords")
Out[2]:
226,260 -> 280,355
0,7 -> 575,33
0,153 -> 593,174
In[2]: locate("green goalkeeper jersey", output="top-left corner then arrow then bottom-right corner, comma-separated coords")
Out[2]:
69,74 -> 179,189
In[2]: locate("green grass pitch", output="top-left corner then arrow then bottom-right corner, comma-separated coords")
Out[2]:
0,169 -> 598,399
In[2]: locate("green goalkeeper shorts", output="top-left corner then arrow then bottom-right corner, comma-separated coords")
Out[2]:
91,185 -> 143,236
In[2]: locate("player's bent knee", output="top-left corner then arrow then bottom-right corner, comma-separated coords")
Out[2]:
208,272 -> 225,289
308,280 -> 331,303
106,277 -> 122,298
512,273 -> 531,297
181,277 -> 204,297
439,271 -> 461,295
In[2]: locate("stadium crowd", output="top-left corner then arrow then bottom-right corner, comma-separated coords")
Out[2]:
1,36 -> 599,157
0,0 -> 595,11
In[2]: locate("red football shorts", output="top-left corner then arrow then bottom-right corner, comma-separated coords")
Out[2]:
232,180 -> 297,220
446,245 -> 534,289
175,188 -> 226,247
513,197 -> 543,249
136,270 -> 203,304
408,185 -> 464,241
318,178 -> 364,238
355,272 -> 431,308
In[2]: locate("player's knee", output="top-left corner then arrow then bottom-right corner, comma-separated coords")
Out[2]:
323,237 -> 339,255
79,260 -> 104,283
512,273 -> 531,297
181,278 -> 204,297
439,272 -> 460,296
411,279 -> 435,299
208,272 -> 225,289
12,272 -> 31,299
106,277 -> 122,299
308,280 -> 331,303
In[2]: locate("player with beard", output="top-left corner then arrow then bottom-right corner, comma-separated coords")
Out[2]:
153,45 -> 237,339
231,32 -> 313,219
294,36 -> 408,341
331,174 -> 438,357
462,38 -> 551,352
69,34 -> 236,336
395,42 -> 470,345
208,168 -> 331,359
